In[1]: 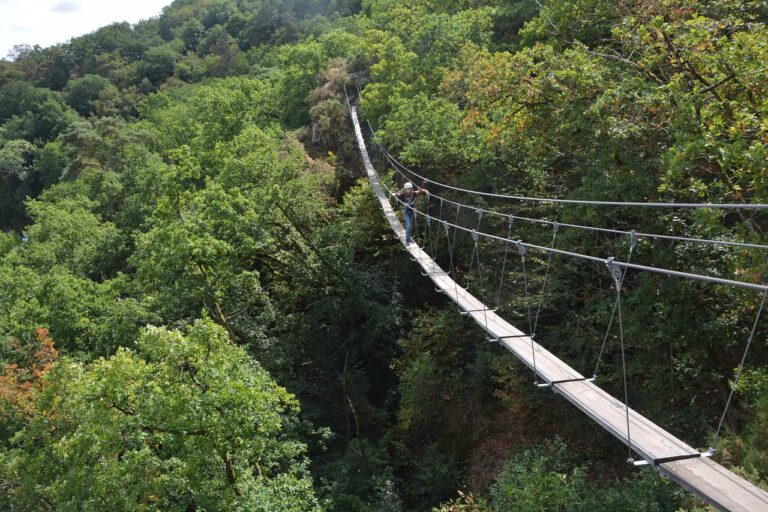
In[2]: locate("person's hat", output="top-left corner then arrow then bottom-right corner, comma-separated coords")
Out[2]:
404,182 -> 413,189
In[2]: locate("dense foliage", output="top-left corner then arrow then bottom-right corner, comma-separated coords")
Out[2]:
0,0 -> 766,510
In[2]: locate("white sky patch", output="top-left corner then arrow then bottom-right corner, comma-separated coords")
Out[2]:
51,1 -> 82,13
1,0 -> 173,59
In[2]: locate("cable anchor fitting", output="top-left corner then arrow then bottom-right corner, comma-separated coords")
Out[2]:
471,229 -> 479,243
605,257 -> 622,291
517,242 -> 527,258
629,230 -> 638,250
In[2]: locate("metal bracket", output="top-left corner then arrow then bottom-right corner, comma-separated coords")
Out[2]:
498,334 -> 533,340
460,307 -> 497,316
536,376 -> 596,389
631,449 -> 713,467
492,334 -> 533,346
605,257 -> 622,291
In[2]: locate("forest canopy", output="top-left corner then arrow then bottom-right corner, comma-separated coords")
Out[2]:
1,0 -> 767,510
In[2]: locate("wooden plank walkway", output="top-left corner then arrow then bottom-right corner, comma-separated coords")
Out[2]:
350,106 -> 768,512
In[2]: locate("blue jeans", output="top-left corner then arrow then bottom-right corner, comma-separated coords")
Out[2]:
404,207 -> 414,243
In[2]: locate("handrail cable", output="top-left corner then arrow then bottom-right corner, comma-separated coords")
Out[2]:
378,148 -> 768,251
379,177 -> 768,292
373,131 -> 768,209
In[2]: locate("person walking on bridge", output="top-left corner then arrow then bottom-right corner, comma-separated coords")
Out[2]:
393,182 -> 429,245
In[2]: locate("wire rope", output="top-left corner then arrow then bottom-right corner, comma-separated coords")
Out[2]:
383,189 -> 768,292
532,223 -> 560,337
594,232 -> 638,378
375,137 -> 768,210
711,290 -> 768,450
377,149 -> 768,252
518,240 -> 538,377
496,215 -> 515,307
606,258 -> 634,461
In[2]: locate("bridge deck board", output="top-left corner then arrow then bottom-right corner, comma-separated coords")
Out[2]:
351,107 -> 768,512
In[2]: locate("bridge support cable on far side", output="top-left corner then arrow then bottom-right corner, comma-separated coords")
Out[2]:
372,126 -> 768,252
376,194 -> 768,292
383,155 -> 768,252
367,120 -> 768,210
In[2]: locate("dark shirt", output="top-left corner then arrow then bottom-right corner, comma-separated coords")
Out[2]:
396,188 -> 422,208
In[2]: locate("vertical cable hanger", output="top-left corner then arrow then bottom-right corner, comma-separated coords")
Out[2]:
460,210 -> 497,321
425,198 -> 448,283
495,215 -> 515,307
517,241 -> 539,377
594,231 -> 638,379
605,256 -> 634,462
445,218 -> 460,299
467,210 -> 483,285
449,203 -> 462,300
432,197 -> 444,261
419,189 -> 439,277
533,223 -> 559,334
711,289 -> 768,452
527,223 -> 559,385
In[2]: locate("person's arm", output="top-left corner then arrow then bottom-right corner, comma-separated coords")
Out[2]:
418,188 -> 429,197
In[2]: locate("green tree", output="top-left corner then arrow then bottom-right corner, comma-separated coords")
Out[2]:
181,18 -> 206,51
64,74 -> 120,117
0,320 -> 320,511
18,195 -> 125,277
138,43 -> 181,85
0,81 -> 77,143
0,139 -> 37,230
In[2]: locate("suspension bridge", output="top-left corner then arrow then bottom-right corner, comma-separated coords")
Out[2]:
346,97 -> 768,511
